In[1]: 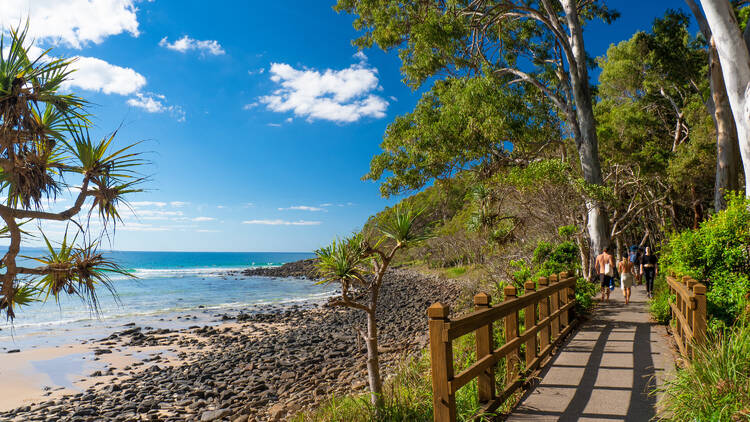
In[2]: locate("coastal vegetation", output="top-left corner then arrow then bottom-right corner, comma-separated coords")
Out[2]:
0,24 -> 144,320
318,0 -> 750,420
315,205 -> 432,409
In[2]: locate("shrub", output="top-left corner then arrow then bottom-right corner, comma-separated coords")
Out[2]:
659,320 -> 750,421
575,278 -> 599,315
661,194 -> 750,329
649,276 -> 673,324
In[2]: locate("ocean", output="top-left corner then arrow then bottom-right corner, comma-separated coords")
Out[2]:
1,250 -> 333,349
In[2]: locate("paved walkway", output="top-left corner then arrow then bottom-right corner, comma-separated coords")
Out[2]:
506,283 -> 673,421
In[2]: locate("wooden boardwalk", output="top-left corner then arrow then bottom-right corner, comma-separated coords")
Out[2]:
506,284 -> 673,421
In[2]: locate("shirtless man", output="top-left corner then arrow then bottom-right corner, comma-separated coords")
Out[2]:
595,247 -> 616,302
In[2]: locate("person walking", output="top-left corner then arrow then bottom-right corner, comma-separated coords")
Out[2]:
641,246 -> 658,298
629,245 -> 642,285
595,247 -> 616,303
618,252 -> 635,305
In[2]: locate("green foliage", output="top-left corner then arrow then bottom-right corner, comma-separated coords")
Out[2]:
0,23 -> 145,320
575,278 -> 600,315
364,76 -> 556,197
661,194 -> 750,329
649,276 -> 673,325
659,321 -> 750,421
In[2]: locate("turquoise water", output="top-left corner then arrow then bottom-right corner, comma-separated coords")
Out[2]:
1,250 -> 332,348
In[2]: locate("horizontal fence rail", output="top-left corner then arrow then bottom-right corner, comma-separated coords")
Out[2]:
428,271 -> 578,422
667,275 -> 706,359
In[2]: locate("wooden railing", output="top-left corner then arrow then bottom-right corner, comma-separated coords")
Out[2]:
427,271 -> 577,422
667,275 -> 707,359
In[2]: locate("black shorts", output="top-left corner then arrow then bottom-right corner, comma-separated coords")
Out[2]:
599,274 -> 612,288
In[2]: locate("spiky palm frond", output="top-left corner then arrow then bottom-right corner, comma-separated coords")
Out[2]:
377,204 -> 433,246
0,283 -> 39,320
315,233 -> 372,286
26,230 -> 131,313
88,177 -> 143,224
62,126 -> 145,178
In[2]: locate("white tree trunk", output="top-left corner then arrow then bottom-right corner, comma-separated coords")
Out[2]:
710,40 -> 741,209
685,0 -> 742,210
700,0 -> 750,198
561,0 -> 611,261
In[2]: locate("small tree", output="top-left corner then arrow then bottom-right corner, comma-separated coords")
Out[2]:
0,25 -> 144,320
315,205 -> 431,408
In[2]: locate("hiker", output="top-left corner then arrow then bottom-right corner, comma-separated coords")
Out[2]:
595,246 -> 616,302
629,245 -> 642,285
618,252 -> 634,305
642,246 -> 658,298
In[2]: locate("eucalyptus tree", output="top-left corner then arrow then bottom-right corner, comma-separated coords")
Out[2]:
336,0 -> 619,269
365,76 -> 560,198
698,0 -> 750,198
315,205 -> 431,409
685,0 -> 743,211
596,11 -> 715,236
0,26 -> 144,320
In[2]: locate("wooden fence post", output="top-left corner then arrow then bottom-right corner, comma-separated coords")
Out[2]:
692,283 -> 707,356
524,280 -> 537,371
474,292 -> 495,403
559,271 -> 571,327
685,278 -> 696,357
538,277 -> 550,352
549,274 -> 560,340
428,303 -> 455,422
504,285 -> 519,387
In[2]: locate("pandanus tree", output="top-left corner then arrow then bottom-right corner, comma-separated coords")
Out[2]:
0,25 -> 144,320
315,205 -> 431,409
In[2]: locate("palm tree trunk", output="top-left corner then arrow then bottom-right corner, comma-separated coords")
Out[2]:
365,310 -> 383,408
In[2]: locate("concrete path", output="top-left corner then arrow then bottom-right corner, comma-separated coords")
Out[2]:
506,282 -> 673,421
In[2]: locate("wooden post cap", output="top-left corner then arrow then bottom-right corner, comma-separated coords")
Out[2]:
538,276 -> 549,286
559,271 -> 568,278
686,278 -> 697,289
549,274 -> 558,282
474,292 -> 491,306
427,302 -> 450,319
693,283 -> 706,295
504,285 -> 517,298
524,280 -> 535,291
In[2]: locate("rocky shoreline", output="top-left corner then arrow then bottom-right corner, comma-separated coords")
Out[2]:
234,259 -> 320,280
1,267 -> 462,422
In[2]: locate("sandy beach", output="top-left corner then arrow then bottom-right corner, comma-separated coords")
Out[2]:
0,268 -> 461,421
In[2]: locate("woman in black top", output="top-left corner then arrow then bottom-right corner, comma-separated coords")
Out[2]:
641,247 -> 658,298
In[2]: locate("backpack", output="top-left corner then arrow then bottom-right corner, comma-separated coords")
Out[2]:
629,251 -> 638,264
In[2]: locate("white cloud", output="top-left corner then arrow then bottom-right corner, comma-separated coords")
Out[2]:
127,92 -> 186,121
196,229 -> 220,233
64,56 -> 146,95
278,205 -> 325,212
131,201 -> 167,208
119,222 -> 170,232
242,219 -> 321,226
243,102 -> 259,110
217,205 -> 227,209
0,0 -> 140,49
353,51 -> 367,62
127,92 -> 166,112
159,35 -> 225,56
319,203 -> 333,207
170,201 -> 189,207
267,123 -> 282,127
136,210 -> 184,220
192,217 -> 215,222
259,61 -> 388,123
248,68 -> 265,75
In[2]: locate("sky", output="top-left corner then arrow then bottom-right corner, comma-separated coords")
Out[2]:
0,0 -> 697,252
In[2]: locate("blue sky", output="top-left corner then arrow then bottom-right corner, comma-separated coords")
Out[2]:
1,0 -> 695,252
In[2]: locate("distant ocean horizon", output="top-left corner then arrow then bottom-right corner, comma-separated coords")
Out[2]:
1,250 -> 332,349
